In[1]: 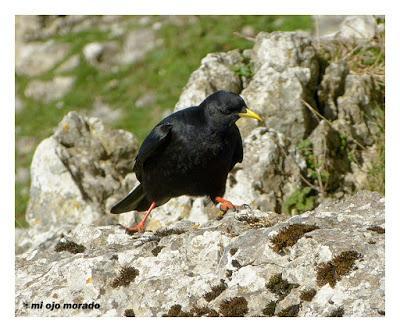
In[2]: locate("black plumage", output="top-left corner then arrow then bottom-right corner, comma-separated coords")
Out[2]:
110,90 -> 262,232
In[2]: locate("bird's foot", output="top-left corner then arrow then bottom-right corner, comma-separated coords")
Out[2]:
215,197 -> 237,219
215,196 -> 237,212
119,222 -> 146,235
117,201 -> 157,235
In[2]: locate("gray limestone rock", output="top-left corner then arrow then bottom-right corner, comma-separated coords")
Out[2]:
251,31 -> 319,76
336,16 -> 378,43
240,32 -> 320,142
82,29 -> 161,71
16,191 -> 385,317
225,127 -> 302,213
336,74 -> 382,146
26,112 -> 138,232
119,29 -> 161,65
16,40 -> 71,77
317,62 -> 349,120
82,41 -> 121,70
24,76 -> 75,103
308,120 -> 351,193
313,15 -> 349,38
174,50 -> 243,111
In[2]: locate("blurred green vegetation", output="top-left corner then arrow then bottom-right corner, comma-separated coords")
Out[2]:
366,105 -> 385,194
283,187 -> 317,216
15,15 -> 313,227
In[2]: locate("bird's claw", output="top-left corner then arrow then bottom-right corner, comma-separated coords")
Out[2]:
118,223 -> 145,235
217,201 -> 237,212
216,199 -> 237,220
217,210 -> 226,220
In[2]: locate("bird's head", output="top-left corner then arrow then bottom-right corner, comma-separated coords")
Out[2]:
200,90 -> 262,128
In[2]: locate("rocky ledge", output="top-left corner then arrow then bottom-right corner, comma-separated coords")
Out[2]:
16,191 -> 384,317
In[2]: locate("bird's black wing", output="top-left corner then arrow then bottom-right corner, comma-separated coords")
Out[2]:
133,123 -> 173,182
230,125 -> 243,171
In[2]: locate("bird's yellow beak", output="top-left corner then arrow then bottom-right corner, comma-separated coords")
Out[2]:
239,108 -> 263,122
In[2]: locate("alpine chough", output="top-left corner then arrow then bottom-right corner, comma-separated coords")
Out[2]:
111,90 -> 262,233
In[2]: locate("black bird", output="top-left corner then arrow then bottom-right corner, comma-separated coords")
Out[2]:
110,90 -> 262,233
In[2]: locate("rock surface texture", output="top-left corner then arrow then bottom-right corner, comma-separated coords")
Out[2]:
16,191 -> 384,317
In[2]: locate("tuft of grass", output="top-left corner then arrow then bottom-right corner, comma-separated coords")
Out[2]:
232,58 -> 254,79
316,26 -> 384,88
189,306 -> 219,317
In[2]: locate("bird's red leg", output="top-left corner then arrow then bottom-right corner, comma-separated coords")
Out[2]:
215,196 -> 236,212
123,201 -> 157,235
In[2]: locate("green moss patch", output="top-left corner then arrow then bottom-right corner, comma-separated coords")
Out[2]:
111,266 -> 139,288
231,259 -> 242,269
190,306 -> 219,317
151,245 -> 164,256
219,297 -> 249,317
300,288 -> 317,302
163,304 -> 193,317
162,304 -> 219,317
154,228 -> 185,237
367,226 -> 385,234
266,273 -> 299,300
316,251 -> 361,287
328,307 -> 345,317
229,247 -> 238,256
124,309 -> 135,317
277,304 -> 300,317
262,301 -> 277,316
271,224 -> 319,253
55,239 -> 85,254
203,279 -> 227,302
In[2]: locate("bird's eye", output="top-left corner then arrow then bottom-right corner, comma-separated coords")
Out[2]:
220,108 -> 231,115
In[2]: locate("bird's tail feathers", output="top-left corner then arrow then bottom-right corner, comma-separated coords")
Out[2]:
110,184 -> 149,214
